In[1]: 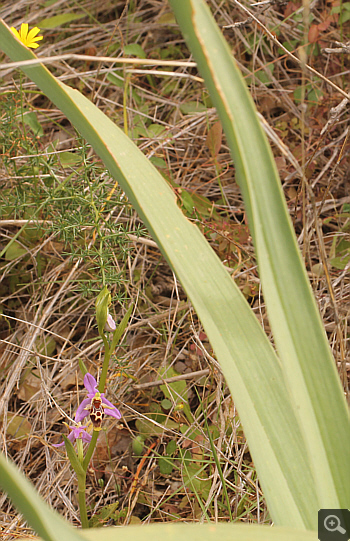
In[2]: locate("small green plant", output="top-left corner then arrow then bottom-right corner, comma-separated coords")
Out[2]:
51,286 -> 132,528
0,90 -> 142,299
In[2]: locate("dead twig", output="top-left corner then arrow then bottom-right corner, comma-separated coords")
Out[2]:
323,41 -> 350,54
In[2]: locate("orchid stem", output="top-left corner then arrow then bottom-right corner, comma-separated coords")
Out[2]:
82,333 -> 110,472
83,430 -> 99,471
79,321 -> 112,525
78,483 -> 89,529
99,333 -> 111,392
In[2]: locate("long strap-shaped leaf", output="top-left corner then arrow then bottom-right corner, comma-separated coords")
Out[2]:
79,522 -> 318,541
0,453 -> 85,541
169,0 -> 349,509
0,19 -> 322,529
1,452 -> 317,541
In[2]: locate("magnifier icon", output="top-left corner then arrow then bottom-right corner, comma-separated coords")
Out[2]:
324,515 -> 346,534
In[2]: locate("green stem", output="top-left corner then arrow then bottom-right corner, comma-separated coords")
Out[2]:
82,330 -> 111,472
83,430 -> 99,472
78,484 -> 89,529
76,438 -> 84,464
98,333 -> 111,392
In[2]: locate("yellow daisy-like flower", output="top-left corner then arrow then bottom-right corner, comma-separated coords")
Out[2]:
10,23 -> 43,49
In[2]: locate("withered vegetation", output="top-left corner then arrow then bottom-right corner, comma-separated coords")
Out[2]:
0,0 -> 349,537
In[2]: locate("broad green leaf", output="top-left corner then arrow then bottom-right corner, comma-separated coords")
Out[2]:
17,523 -> 319,541
38,13 -> 85,29
166,440 -> 177,455
106,72 -> 124,87
149,156 -> 167,168
180,101 -> 207,114
59,151 -> 81,167
132,434 -> 145,454
148,123 -> 166,137
0,412 -> 31,439
88,502 -> 119,528
4,240 -> 27,260
158,455 -> 174,475
330,254 -> 350,270
178,189 -> 194,214
81,521 -> 317,541
168,0 -> 349,516
22,111 -> 44,136
124,43 -> 146,58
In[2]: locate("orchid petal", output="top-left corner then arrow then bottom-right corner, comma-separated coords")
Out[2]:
81,431 -> 92,443
102,397 -> 121,419
52,428 -> 75,448
102,396 -> 118,410
105,313 -> 116,332
84,373 -> 98,395
67,431 -> 76,443
52,423 -> 91,447
105,407 -> 122,420
52,440 -> 65,448
75,398 -> 91,422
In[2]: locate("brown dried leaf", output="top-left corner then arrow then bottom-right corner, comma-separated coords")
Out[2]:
308,24 -> 320,43
206,121 -> 222,158
17,370 -> 41,401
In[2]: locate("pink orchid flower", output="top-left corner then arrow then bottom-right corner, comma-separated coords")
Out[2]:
75,373 -> 121,431
53,422 -> 92,448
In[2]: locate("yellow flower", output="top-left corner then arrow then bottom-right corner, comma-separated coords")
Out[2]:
10,23 -> 43,49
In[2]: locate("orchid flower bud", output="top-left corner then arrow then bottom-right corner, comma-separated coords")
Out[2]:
104,312 -> 116,332
95,286 -> 111,336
